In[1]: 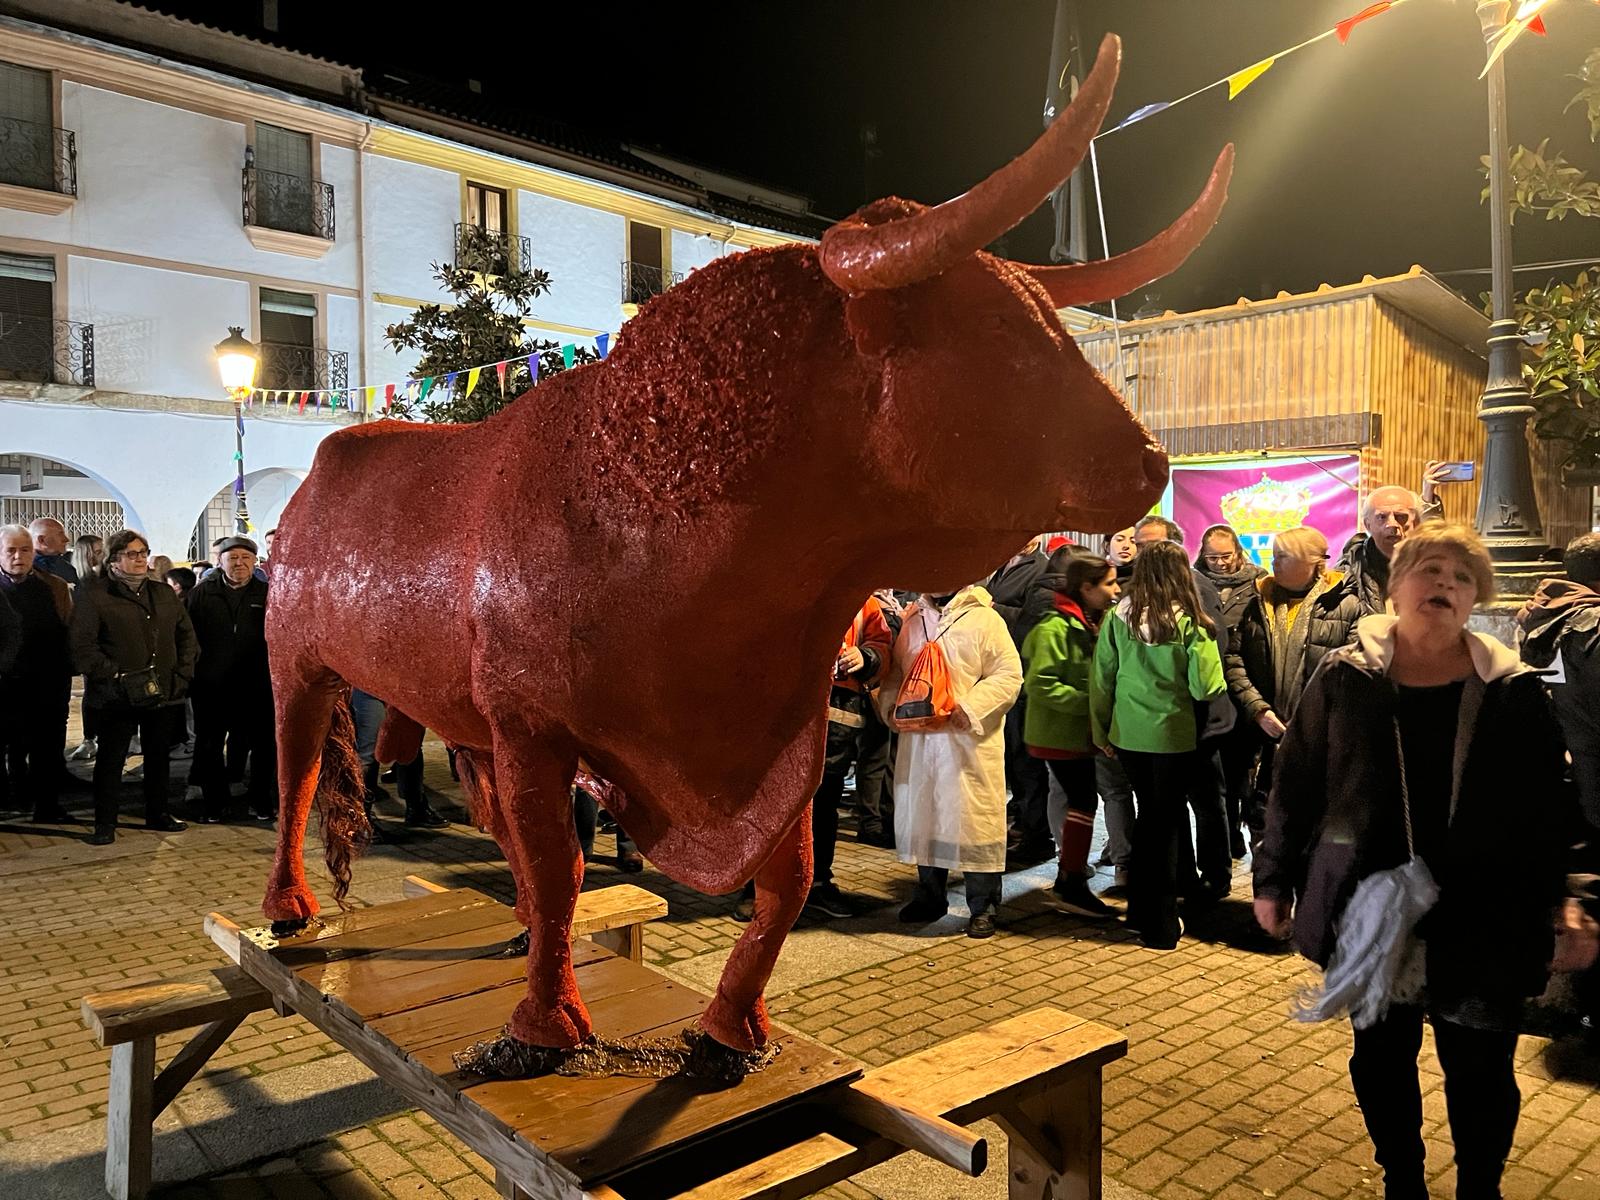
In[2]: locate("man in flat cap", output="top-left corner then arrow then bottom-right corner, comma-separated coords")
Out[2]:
185,536 -> 276,822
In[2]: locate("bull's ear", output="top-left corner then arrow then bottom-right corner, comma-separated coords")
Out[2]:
845,290 -> 905,359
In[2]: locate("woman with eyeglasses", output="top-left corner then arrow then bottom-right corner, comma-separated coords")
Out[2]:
68,529 -> 198,844
1223,527 -> 1359,850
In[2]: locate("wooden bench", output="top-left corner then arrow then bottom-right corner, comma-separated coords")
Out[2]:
80,878 -> 668,1200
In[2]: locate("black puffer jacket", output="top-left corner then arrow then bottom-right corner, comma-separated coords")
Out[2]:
186,571 -> 272,699
986,547 -> 1051,648
70,573 -> 197,709
1224,571 -> 1359,721
1255,617 -> 1570,1017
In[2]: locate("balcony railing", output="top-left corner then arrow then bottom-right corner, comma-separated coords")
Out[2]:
0,116 -> 77,195
621,261 -> 682,306
454,223 -> 531,276
242,165 -> 335,240
257,341 -> 348,393
0,314 -> 94,386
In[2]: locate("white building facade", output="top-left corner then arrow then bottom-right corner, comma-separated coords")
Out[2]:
0,2 -> 808,558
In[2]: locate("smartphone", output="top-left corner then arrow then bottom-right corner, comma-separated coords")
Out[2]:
1436,461 -> 1475,483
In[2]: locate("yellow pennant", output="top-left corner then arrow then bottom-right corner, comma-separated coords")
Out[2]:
365,387 -> 377,413
466,366 -> 481,397
1227,57 -> 1276,100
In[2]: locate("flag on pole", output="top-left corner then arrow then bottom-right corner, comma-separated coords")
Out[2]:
1227,57 -> 1276,99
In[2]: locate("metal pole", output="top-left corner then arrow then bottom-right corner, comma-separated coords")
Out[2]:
1473,0 -> 1547,578
234,395 -> 249,535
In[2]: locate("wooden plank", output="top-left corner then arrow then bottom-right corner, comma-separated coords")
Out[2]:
238,934 -> 591,1200
268,898 -> 508,969
833,1078 -> 986,1176
151,1014 -> 246,1116
295,915 -> 528,995
570,885 -> 668,938
403,874 -> 452,899
257,888 -> 496,950
204,912 -> 242,963
105,1038 -> 154,1200
590,924 -> 643,964
83,966 -> 270,1047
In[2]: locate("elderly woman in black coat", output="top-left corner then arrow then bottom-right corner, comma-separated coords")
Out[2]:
70,529 -> 197,844
1254,523 -> 1585,1200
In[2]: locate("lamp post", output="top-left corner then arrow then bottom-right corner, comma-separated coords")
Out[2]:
214,326 -> 259,537
1473,0 -> 1549,597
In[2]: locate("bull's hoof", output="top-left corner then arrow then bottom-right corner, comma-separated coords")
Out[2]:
499,929 -> 530,958
680,1027 -> 781,1084
270,917 -> 311,938
452,1033 -> 567,1079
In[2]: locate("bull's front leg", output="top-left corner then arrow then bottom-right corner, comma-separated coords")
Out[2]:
701,804 -> 813,1052
487,725 -> 592,1051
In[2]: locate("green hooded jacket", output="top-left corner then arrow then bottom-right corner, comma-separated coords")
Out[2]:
1090,599 -> 1225,754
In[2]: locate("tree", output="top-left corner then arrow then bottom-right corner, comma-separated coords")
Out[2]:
1486,47 -> 1600,473
384,225 -> 598,424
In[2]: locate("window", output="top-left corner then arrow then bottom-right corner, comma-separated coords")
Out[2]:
458,182 -> 515,275
258,288 -> 318,390
466,182 -> 506,234
249,124 -> 318,236
623,223 -> 670,305
0,61 -> 54,191
0,252 -> 55,382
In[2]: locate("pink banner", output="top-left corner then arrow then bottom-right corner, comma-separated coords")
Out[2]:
1171,456 -> 1360,569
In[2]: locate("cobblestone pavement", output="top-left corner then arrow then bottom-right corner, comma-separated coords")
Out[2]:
3,719 -> 1599,1199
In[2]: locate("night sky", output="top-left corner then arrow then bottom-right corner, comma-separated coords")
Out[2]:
153,0 -> 1600,312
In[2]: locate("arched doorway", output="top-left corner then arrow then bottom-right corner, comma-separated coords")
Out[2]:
188,467 -> 307,560
0,451 -> 144,540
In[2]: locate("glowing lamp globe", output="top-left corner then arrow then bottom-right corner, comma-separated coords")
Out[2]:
214,326 -> 259,393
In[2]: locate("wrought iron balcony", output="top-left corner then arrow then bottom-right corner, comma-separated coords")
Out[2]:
257,341 -> 348,393
242,165 -> 335,240
621,261 -> 682,306
0,116 -> 77,195
454,223 -> 531,276
0,314 -> 94,386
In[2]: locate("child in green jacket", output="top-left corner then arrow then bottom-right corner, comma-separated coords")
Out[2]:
1021,549 -> 1121,918
1089,541 -> 1226,949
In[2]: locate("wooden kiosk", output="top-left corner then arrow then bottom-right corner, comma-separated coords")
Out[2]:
86,879 -> 1126,1200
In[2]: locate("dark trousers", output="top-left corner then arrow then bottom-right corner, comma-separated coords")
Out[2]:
1045,757 -> 1098,875
853,704 -> 894,830
1217,718 -> 1259,840
1246,738 -> 1281,854
1004,694 -> 1052,846
1182,742 -> 1231,890
94,706 -> 175,830
1349,1006 -> 1519,1199
189,688 -> 276,816
914,865 -> 1002,917
1,672 -> 70,816
812,716 -> 861,887
1119,748 -> 1190,945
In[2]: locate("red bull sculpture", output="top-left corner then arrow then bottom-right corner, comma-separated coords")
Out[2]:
261,34 -> 1232,1074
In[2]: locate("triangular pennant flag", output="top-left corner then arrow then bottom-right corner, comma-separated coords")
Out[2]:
418,376 -> 435,402
364,386 -> 375,413
298,391 -> 307,414
466,366 -> 481,397
1109,101 -> 1172,134
384,383 -> 395,412
1227,57 -> 1276,100
1336,2 -> 1391,45
496,361 -> 508,395
1528,13 -> 1547,35
530,356 -> 540,384
561,344 -> 575,370
596,333 -> 610,358
441,372 -> 459,394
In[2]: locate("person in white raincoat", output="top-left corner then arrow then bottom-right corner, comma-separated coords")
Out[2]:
880,585 -> 1022,938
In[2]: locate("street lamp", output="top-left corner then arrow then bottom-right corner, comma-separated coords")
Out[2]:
214,326 -> 258,537
1473,0 -> 1549,598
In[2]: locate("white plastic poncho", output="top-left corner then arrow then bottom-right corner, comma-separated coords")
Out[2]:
881,586 -> 1021,872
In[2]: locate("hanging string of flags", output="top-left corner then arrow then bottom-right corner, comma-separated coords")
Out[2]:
1096,0 -> 1418,138
243,331 -> 612,415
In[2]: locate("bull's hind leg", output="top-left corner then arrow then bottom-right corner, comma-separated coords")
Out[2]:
701,804 -> 813,1052
486,724 -> 591,1050
263,658 -> 346,922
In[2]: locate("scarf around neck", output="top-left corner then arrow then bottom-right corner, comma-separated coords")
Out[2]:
108,564 -> 147,591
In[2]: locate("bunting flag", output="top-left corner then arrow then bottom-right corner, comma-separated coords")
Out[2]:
418,377 -> 435,403
530,356 -> 540,384
1481,0 -> 1558,75
298,391 -> 307,414
466,367 -> 481,397
384,383 -> 395,412
1098,0 -> 1416,138
596,333 -> 610,358
496,361 -> 508,395
561,344 -> 575,370
1226,58 -> 1275,100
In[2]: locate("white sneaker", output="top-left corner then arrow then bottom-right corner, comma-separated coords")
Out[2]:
170,742 -> 194,760
129,734 -> 142,756
67,738 -> 97,762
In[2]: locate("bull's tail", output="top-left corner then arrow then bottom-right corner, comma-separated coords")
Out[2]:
315,697 -> 370,907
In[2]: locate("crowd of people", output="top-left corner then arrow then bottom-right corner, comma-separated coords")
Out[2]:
8,464 -> 1600,1196
0,518 -> 447,844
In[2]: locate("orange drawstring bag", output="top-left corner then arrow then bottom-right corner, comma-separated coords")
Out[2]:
890,610 -> 967,732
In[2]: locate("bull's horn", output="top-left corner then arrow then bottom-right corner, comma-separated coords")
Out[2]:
819,32 -> 1121,293
1020,144 -> 1235,308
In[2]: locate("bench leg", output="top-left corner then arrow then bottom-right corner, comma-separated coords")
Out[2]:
590,923 -> 643,963
495,1165 -> 531,1198
106,1037 -> 155,1200
1000,1070 -> 1102,1200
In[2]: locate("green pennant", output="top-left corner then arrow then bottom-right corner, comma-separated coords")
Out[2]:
418,377 -> 436,402
561,344 -> 575,370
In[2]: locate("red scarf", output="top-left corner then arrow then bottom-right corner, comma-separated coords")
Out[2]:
1052,593 -> 1098,634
